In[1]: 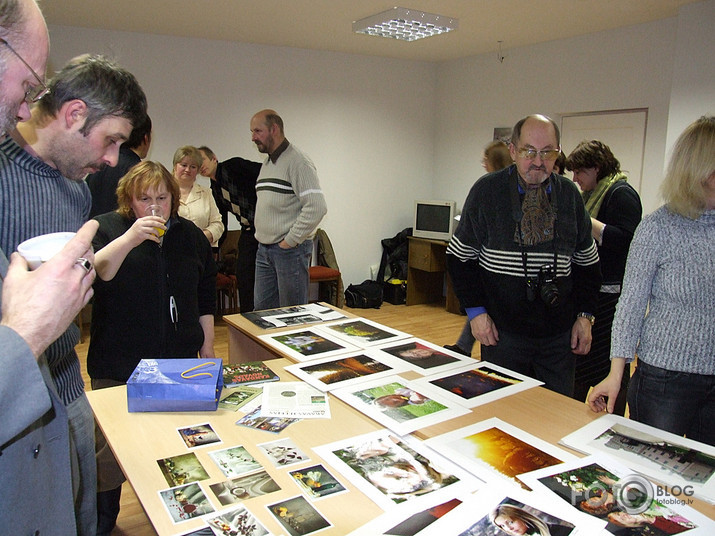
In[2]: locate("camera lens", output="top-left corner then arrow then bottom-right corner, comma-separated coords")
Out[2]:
540,283 -> 559,307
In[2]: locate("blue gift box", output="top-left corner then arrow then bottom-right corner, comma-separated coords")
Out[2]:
127,358 -> 223,412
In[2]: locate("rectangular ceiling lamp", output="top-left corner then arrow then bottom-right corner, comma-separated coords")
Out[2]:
352,7 -> 458,42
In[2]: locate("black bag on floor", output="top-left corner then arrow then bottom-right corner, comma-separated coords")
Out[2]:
344,280 -> 383,309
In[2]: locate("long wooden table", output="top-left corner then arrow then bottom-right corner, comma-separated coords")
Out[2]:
88,358 -> 386,536
90,306 -> 713,534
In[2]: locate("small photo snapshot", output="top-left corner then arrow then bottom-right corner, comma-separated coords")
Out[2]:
178,423 -> 222,449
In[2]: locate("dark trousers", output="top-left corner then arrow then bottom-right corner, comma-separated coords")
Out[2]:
236,229 -> 258,313
628,361 -> 715,447
480,330 -> 575,396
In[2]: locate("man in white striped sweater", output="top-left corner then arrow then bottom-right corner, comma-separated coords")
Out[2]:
250,109 -> 327,310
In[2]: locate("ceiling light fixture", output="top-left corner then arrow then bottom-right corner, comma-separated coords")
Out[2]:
352,7 -> 458,42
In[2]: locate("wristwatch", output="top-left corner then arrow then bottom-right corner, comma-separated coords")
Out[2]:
576,312 -> 595,326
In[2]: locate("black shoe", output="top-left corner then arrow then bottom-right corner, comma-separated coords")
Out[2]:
443,344 -> 471,357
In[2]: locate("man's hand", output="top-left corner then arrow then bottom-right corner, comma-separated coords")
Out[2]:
1,220 -> 98,358
570,317 -> 592,355
470,313 -> 499,346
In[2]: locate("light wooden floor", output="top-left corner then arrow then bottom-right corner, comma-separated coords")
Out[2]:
76,301 -> 469,535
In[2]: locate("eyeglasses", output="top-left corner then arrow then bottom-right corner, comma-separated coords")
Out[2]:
0,38 -> 49,103
516,147 -> 561,161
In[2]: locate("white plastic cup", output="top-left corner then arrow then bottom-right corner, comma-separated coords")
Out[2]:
16,232 -> 76,270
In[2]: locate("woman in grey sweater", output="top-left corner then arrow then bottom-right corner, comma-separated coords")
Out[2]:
588,116 -> 715,446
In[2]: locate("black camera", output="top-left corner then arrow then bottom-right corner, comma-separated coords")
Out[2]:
526,264 -> 559,308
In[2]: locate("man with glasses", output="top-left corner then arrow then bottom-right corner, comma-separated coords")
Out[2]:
446,114 -> 601,396
0,2 -> 101,534
0,51 -> 147,535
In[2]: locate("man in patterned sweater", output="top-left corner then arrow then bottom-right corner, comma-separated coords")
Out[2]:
250,109 -> 327,310
0,54 -> 147,535
447,115 -> 601,396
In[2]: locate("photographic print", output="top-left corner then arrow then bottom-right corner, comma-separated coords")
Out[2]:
412,361 -> 543,409
158,482 -> 215,524
208,445 -> 262,478
206,505 -> 271,535
244,303 -> 346,329
425,418 -> 576,488
313,429 -> 482,510
178,423 -> 221,449
209,471 -> 281,506
284,350 -> 408,392
266,495 -> 332,536
289,464 -> 347,500
218,387 -> 263,411
316,318 -> 410,347
422,483 -> 602,536
259,328 -> 359,362
520,454 -> 713,536
157,452 -> 210,487
331,376 -> 469,436
560,414 -> 715,504
347,495 -> 463,536
258,437 -> 310,468
373,338 -> 474,375
236,406 -> 298,434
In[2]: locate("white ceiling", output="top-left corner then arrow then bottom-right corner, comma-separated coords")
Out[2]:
42,0 -> 699,62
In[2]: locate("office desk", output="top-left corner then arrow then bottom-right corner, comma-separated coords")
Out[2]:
406,237 -> 461,314
87,358 -> 385,536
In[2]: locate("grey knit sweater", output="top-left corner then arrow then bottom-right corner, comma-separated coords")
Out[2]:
611,205 -> 715,374
0,136 -> 91,404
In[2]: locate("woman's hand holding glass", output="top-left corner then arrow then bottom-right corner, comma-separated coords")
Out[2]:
127,205 -> 166,245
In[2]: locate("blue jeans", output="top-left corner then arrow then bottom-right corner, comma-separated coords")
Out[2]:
480,330 -> 575,396
67,393 -> 98,536
628,361 -> 715,446
254,240 -> 312,310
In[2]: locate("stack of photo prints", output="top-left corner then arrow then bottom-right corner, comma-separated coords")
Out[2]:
154,313 -> 714,535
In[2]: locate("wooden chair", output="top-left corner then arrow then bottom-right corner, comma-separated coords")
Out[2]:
309,265 -> 341,306
216,272 -> 238,315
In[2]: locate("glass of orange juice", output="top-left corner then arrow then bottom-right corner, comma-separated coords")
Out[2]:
146,205 -> 165,237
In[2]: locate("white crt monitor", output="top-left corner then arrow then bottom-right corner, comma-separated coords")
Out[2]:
412,200 -> 457,242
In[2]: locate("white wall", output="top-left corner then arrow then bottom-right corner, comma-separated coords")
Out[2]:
47,27 -> 437,287
433,18 -> 678,215
47,1 -> 713,286
664,0 -> 715,164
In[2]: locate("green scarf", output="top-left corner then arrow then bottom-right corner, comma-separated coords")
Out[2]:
582,172 -> 628,217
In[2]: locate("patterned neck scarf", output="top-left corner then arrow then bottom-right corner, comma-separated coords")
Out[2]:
515,176 -> 554,246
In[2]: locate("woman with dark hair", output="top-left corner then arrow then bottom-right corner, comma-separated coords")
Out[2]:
589,116 -> 715,446
88,161 -> 217,532
566,140 -> 642,414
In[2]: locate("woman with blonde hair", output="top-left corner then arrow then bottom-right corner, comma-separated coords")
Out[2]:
173,145 -> 224,247
588,116 -> 715,446
88,161 -> 217,529
489,503 -> 567,536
